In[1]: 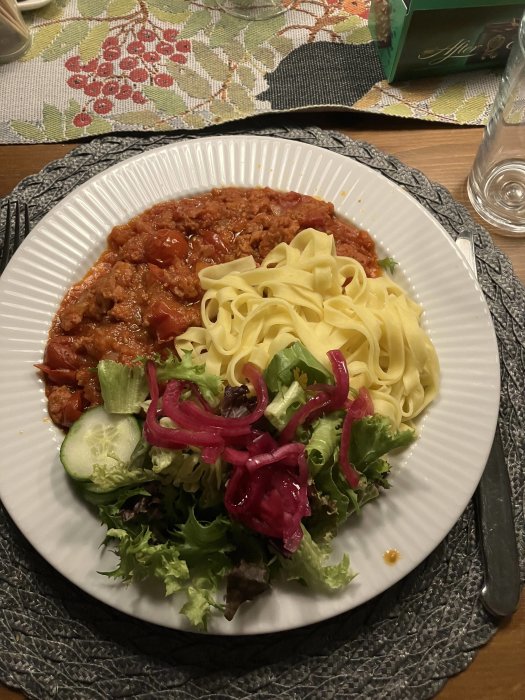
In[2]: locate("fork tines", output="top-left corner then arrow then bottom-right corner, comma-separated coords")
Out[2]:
1,201 -> 30,275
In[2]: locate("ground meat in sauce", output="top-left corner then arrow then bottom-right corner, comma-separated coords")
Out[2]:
38,187 -> 380,429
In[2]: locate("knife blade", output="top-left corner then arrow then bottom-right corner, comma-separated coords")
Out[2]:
456,232 -> 521,618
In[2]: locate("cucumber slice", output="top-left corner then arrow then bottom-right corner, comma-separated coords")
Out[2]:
60,405 -> 141,482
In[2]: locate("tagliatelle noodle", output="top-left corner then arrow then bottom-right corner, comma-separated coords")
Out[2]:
175,229 -> 440,430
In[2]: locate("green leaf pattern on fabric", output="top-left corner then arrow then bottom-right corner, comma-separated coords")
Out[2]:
6,2 -> 494,143
382,104 -> 414,118
108,0 -> 138,14
250,45 -> 276,71
148,8 -> 189,24
177,9 -> 213,39
85,117 -> 114,135
42,104 -> 65,140
64,99 -> 84,139
142,86 -> 187,116
149,0 -> 189,13
192,41 -> 231,83
77,0 -> 107,17
20,23 -> 63,61
228,82 -> 256,114
218,37 -> 246,63
455,95 -> 489,124
169,67 -> 214,100
41,20 -> 90,61
183,112 -> 208,129
9,122 -> 46,142
235,65 -> 257,90
208,15 -> 248,47
243,14 -> 284,51
115,109 -> 163,127
210,99 -> 237,120
41,1 -> 68,20
78,22 -> 110,61
429,83 -> 467,116
354,76 -> 493,126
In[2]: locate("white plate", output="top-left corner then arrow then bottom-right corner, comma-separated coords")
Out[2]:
0,135 -> 500,635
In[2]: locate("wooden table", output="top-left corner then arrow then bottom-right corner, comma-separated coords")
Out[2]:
0,113 -> 523,700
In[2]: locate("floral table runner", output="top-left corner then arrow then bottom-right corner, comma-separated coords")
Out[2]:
0,0 -> 503,143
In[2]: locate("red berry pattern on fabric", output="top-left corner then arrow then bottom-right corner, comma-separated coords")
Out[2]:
154,73 -> 174,87
64,56 -> 82,72
96,63 -> 113,78
61,11 -> 194,130
156,41 -> 174,56
116,84 -> 133,100
103,47 -> 121,61
137,28 -> 156,42
93,98 -> 113,115
67,74 -> 88,89
84,82 -> 102,97
102,81 -> 120,96
163,28 -> 179,41
128,41 -> 146,55
129,68 -> 149,83
132,91 -> 148,104
72,113 -> 92,127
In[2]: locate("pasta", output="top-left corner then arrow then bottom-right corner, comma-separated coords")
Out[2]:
175,229 -> 439,430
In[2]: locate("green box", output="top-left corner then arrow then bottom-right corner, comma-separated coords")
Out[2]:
369,0 -> 525,82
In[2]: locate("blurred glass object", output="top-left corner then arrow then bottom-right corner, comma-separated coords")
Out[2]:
0,0 -> 31,64
468,11 -> 525,236
216,0 -> 287,21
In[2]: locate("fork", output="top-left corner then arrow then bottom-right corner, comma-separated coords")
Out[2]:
0,201 -> 30,275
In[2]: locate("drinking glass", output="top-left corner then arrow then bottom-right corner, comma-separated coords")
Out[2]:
0,0 -> 30,64
216,0 -> 287,21
467,11 -> 525,236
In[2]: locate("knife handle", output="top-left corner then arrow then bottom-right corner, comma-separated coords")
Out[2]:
475,427 -> 521,618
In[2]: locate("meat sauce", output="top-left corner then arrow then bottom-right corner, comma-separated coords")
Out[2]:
38,187 -> 380,428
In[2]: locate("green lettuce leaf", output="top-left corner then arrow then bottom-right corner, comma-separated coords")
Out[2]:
98,359 -> 149,414
102,511 -> 233,629
173,511 -> 235,629
303,483 -> 339,544
173,509 -> 234,574
155,351 -> 222,405
93,484 -> 153,526
89,457 -> 154,492
180,579 -> 223,630
279,526 -> 355,591
264,342 -> 333,394
151,444 -> 199,476
350,415 -> 416,479
150,439 -> 224,506
305,413 -> 343,476
264,379 -> 306,431
314,461 -> 350,524
103,526 -> 190,595
378,257 -> 398,274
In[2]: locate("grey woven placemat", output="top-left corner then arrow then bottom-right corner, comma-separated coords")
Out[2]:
0,123 -> 523,700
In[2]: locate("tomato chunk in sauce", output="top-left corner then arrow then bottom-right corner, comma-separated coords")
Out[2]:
38,187 -> 380,428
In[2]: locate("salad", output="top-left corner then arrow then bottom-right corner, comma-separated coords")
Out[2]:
60,341 -> 415,630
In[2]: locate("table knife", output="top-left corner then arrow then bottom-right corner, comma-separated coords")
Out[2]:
456,232 -> 521,618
